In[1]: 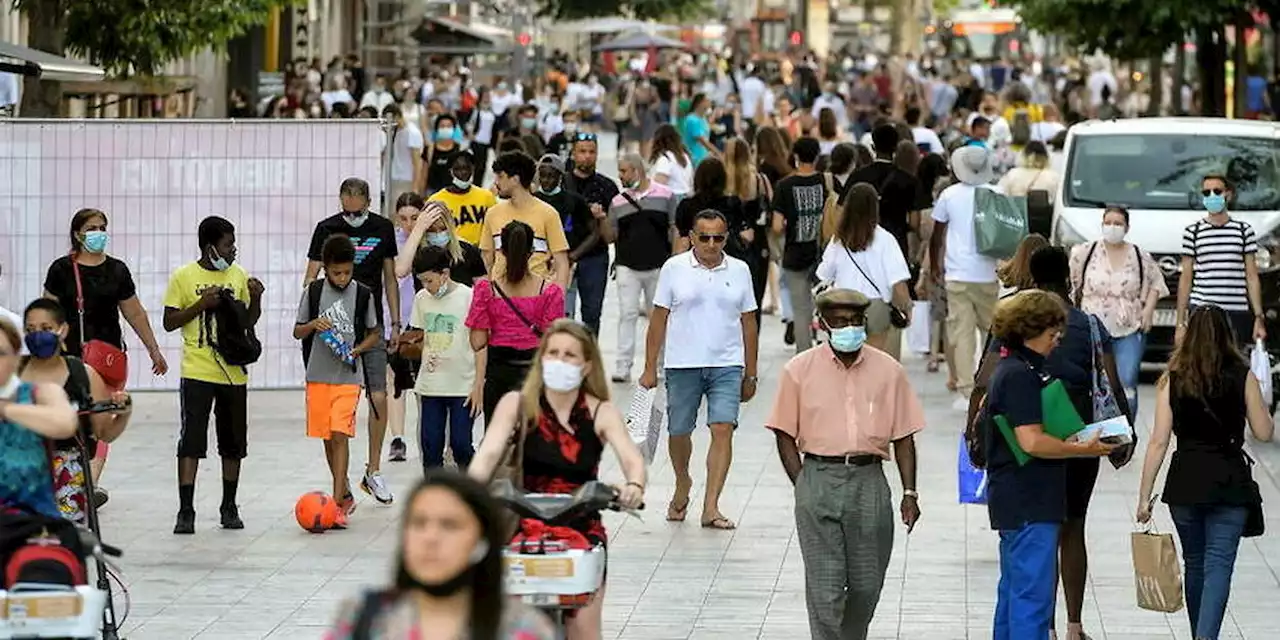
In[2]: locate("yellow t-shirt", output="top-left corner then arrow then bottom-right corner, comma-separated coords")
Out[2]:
429,186 -> 498,246
478,197 -> 570,281
162,262 -> 252,385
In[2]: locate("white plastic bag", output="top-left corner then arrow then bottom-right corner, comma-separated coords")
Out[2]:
904,301 -> 931,354
1250,340 -> 1272,408
625,385 -> 664,463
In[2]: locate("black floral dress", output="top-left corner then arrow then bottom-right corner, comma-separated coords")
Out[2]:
522,393 -> 607,547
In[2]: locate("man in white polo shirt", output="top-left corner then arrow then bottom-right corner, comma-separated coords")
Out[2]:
640,209 -> 759,530
928,145 -> 1001,409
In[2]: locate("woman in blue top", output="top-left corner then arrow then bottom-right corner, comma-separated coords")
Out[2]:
681,93 -> 718,167
978,289 -> 1117,640
0,318 -> 79,519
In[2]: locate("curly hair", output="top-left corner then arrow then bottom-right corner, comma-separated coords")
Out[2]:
997,234 -> 1050,291
990,289 -> 1067,344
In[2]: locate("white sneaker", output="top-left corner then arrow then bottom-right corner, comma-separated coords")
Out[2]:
951,395 -> 970,412
361,470 -> 394,504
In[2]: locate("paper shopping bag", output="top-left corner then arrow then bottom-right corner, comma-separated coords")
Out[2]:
957,433 -> 987,504
1130,530 -> 1185,613
626,385 -> 663,463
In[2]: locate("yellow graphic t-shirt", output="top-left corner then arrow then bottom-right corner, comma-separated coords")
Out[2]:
478,198 -> 569,281
430,186 -> 498,246
162,262 -> 251,385
409,284 -> 475,397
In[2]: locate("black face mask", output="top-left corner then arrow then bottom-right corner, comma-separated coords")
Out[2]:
409,564 -> 477,597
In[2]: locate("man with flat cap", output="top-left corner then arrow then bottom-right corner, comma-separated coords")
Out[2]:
765,287 -> 926,640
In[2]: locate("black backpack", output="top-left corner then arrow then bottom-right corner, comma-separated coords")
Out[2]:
300,279 -> 373,366
205,289 -> 262,368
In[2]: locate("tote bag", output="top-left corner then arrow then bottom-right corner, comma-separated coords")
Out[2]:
973,188 -> 1028,260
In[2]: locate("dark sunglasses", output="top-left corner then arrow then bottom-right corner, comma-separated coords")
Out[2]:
1202,188 -> 1226,196
695,233 -> 727,244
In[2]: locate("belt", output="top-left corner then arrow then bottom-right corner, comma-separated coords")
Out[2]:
803,453 -> 882,466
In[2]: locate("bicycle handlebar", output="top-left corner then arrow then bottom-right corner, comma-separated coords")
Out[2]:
76,401 -> 129,416
490,480 -> 643,525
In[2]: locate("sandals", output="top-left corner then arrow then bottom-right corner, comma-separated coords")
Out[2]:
666,499 -> 689,522
701,516 -> 737,530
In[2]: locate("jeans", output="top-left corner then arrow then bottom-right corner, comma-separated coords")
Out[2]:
994,522 -> 1059,640
1171,504 -> 1248,639
565,253 -> 610,335
419,396 -> 475,471
664,366 -> 743,436
614,266 -> 660,375
1112,331 -> 1146,418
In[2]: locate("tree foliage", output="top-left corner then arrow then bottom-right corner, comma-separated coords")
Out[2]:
15,0 -> 300,77
1003,0 -> 1253,60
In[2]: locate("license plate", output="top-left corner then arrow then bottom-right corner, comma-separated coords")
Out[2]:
1153,309 -> 1177,327
6,594 -> 83,619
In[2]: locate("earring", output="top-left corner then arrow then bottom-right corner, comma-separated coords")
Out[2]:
468,539 -> 490,565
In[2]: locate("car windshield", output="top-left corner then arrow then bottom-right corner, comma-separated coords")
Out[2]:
1065,133 -> 1280,211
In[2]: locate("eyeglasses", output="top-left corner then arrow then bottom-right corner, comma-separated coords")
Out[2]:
695,233 -> 727,244
1202,188 -> 1226,196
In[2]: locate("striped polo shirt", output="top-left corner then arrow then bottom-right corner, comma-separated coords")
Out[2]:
609,182 -> 679,271
1182,217 -> 1258,312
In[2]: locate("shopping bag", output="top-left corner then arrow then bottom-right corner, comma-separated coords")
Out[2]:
1131,530 -> 1185,613
626,385 -> 664,463
905,301 -> 932,355
957,433 -> 987,504
993,379 -> 1086,465
973,188 -> 1028,259
1250,340 -> 1272,408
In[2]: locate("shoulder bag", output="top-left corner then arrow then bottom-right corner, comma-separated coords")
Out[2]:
490,280 -> 544,339
71,258 -> 128,390
841,245 -> 910,329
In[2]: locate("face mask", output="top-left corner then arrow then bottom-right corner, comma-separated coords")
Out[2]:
520,117 -> 537,130
24,331 -> 60,359
564,123 -> 578,134
452,177 -> 472,190
82,230 -> 109,254
431,281 -> 450,298
0,374 -> 17,401
343,210 -> 368,227
1203,193 -> 1227,214
436,126 -> 455,139
542,359 -> 584,392
209,246 -> 232,271
625,179 -> 641,190
542,185 -> 562,196
426,231 -> 450,247
828,325 -> 867,353
1101,223 -> 1127,245
407,539 -> 489,597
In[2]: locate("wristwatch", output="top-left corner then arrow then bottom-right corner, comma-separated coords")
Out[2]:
903,489 -> 919,499
744,375 -> 759,384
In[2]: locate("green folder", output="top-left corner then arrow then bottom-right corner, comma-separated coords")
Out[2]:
993,379 -> 1086,466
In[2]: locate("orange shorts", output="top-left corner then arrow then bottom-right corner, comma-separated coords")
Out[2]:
306,382 -> 361,440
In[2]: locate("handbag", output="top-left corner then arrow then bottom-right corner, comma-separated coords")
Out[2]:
1086,314 -> 1124,422
842,245 -> 910,329
71,258 -> 128,390
397,328 -> 424,361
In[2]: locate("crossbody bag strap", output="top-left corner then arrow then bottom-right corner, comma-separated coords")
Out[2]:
843,244 -> 883,298
1075,241 -> 1099,307
70,257 -> 87,347
491,280 -> 542,338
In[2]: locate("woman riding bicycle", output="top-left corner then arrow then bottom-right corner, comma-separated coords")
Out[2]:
324,470 -> 557,639
469,319 -> 647,640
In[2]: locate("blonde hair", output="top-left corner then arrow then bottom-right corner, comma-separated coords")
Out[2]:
425,202 -> 465,264
519,319 -> 611,425
723,137 -> 755,201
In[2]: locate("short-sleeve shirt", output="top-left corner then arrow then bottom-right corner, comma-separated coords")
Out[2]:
43,255 -> 138,355
409,284 -> 474,396
988,307 -> 1110,424
478,198 -> 570,281
1182,218 -> 1257,312
295,281 -> 378,385
650,152 -> 694,195
682,114 -> 711,166
815,231 -> 912,303
842,161 -> 931,259
307,214 -> 399,320
610,183 -> 678,271
983,347 -> 1067,530
766,345 -> 925,458
931,182 -> 1000,284
653,252 -> 757,369
429,186 -> 498,246
464,279 -> 565,351
162,262 -> 252,385
1070,241 -> 1169,337
772,173 -> 829,271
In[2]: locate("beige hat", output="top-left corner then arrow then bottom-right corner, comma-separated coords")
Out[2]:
951,145 -> 996,186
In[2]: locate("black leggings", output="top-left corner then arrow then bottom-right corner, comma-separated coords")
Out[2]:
482,346 -> 536,429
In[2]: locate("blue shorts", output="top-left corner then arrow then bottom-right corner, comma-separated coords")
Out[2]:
664,366 -> 743,436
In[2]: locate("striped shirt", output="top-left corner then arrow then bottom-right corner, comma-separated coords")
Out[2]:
609,182 -> 678,271
1182,218 -> 1257,312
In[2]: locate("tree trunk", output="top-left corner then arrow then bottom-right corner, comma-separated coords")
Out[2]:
889,0 -> 904,56
1197,25 -> 1228,117
1173,40 -> 1186,115
1232,13 -> 1249,118
1147,54 -> 1163,116
18,1 -> 67,117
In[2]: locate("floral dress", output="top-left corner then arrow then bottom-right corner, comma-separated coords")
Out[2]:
1069,241 -> 1169,337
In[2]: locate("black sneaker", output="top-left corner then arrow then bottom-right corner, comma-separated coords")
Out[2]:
173,510 -> 195,535
389,438 -> 407,462
220,504 -> 244,530
784,321 -> 796,346
92,488 -> 109,509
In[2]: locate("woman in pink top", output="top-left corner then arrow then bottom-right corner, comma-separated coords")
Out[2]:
467,220 -> 565,425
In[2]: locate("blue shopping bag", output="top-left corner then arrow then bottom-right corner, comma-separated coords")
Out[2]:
958,433 -> 987,505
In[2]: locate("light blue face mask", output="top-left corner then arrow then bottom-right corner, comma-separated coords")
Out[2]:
543,186 -> 562,196
426,232 -> 450,247
431,280 -> 450,298
520,117 -> 537,130
452,177 -> 471,190
828,325 -> 867,353
209,246 -> 231,271
81,230 -> 109,254
1203,192 -> 1227,214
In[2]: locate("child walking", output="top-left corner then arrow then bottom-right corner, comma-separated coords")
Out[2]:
408,246 -> 482,472
294,235 -> 380,528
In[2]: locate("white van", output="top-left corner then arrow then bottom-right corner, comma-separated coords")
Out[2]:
1052,117 -> 1280,361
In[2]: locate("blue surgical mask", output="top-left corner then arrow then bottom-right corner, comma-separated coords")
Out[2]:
426,231 -> 450,247
432,281 -> 450,298
209,246 -> 232,271
828,325 -> 867,353
1203,193 -> 1227,214
81,230 -> 109,254
542,186 -> 561,196
520,117 -> 537,130
436,126 -> 455,140
24,331 -> 60,359
452,177 -> 472,190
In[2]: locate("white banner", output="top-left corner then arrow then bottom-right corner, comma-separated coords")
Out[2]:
0,119 -> 389,390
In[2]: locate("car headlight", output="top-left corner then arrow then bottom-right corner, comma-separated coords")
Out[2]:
1258,234 -> 1280,272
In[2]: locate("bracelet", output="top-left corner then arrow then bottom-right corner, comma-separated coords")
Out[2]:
626,481 -> 645,491
902,489 -> 919,499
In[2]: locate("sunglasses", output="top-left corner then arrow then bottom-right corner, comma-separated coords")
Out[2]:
574,132 -> 598,142
1202,188 -> 1226,196
695,233 -> 728,244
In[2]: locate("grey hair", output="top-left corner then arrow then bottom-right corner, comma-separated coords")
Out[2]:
339,177 -> 371,199
619,153 -> 647,175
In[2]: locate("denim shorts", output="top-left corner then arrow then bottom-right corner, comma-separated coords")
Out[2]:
664,366 -> 743,436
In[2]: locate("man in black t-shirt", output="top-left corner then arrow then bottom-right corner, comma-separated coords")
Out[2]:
303,177 -> 399,506
771,137 -> 829,353
562,137 -> 618,336
842,123 -> 931,262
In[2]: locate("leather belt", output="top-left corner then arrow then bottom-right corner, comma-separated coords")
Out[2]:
804,453 -> 882,466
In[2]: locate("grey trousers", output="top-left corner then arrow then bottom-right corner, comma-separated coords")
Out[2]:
794,459 -> 895,640
784,266 -> 817,352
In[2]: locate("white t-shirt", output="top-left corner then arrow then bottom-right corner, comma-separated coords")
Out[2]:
360,90 -> 395,113
739,77 -> 768,119
931,182 -> 1000,284
651,152 -> 694,196
582,83 -> 606,114
815,230 -> 911,303
1088,71 -> 1118,107
472,110 -> 497,145
320,90 -> 354,112
0,305 -> 25,355
811,95 -> 848,128
912,127 -> 945,154
390,122 -> 425,183
1030,121 -> 1065,143
653,252 -> 757,369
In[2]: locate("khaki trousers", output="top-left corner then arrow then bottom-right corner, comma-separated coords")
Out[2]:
945,281 -> 999,397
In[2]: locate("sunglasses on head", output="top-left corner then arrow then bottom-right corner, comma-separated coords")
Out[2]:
696,233 -> 727,244
574,132 -> 598,142
1202,188 -> 1226,196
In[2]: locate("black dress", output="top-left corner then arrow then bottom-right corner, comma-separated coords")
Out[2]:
1163,364 -> 1262,509
523,393 -> 607,546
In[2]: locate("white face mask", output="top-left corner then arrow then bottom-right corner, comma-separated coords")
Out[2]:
1101,223 -> 1127,245
541,359 -> 584,392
